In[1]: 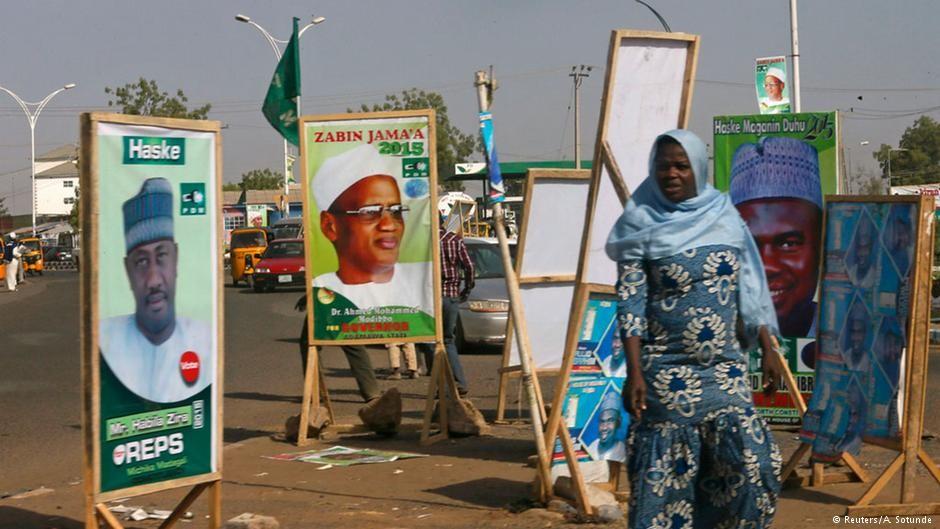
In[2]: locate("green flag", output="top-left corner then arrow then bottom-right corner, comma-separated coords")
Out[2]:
262,17 -> 301,146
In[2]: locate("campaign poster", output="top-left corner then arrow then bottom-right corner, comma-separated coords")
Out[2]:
92,118 -> 220,494
714,111 -> 839,423
246,204 -> 267,228
550,376 -> 629,482
800,200 -> 916,461
572,295 -> 627,377
302,112 -> 437,343
755,56 -> 791,115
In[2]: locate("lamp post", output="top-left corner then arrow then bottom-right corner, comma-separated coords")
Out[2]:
235,14 -> 325,217
0,83 -> 76,235
886,147 -> 909,194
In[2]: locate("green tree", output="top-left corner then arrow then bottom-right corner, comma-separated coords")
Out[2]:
105,78 -> 211,119
239,168 -> 283,190
874,115 -> 940,186
352,89 -> 480,192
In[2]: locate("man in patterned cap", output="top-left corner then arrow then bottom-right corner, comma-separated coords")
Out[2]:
100,177 -> 212,403
730,137 -> 822,338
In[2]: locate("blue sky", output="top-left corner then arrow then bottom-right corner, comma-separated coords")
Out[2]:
0,0 -> 936,213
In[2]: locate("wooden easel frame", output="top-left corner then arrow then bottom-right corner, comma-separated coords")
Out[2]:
419,342 -> 457,445
80,113 -> 224,528
495,169 -> 592,422
783,195 -> 940,515
295,110 -> 444,444
540,29 -> 700,512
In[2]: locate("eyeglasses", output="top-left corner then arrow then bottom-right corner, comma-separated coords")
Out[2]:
335,204 -> 409,221
764,81 -> 782,88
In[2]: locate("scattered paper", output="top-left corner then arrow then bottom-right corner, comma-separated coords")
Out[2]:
130,508 -> 148,521
417,514 -> 433,519
393,469 -> 404,474
265,445 -> 427,467
316,465 -> 333,470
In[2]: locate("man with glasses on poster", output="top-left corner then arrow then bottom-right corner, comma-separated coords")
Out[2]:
759,67 -> 791,115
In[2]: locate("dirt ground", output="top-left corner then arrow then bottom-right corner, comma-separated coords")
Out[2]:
4,396 -> 940,529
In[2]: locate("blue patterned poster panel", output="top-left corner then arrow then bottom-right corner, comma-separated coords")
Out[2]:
572,297 -> 627,377
800,201 -> 915,461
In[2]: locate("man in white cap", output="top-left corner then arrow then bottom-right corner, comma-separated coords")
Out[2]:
4,233 -> 22,292
312,144 -> 432,314
100,177 -> 213,403
759,67 -> 791,114
586,390 -> 626,463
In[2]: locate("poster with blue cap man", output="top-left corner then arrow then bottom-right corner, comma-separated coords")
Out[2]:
713,111 -> 839,424
82,113 -> 222,500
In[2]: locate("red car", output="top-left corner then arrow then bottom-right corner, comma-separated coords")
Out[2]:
251,239 -> 306,292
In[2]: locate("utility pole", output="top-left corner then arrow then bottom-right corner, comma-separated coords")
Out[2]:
569,65 -> 592,169
474,69 -> 552,496
789,0 -> 802,112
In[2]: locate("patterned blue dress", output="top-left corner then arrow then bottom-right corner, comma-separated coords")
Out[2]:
617,244 -> 782,529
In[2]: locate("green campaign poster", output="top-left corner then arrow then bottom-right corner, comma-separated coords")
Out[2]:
302,113 -> 437,342
713,111 -> 839,423
755,56 -> 791,115
95,120 -> 219,493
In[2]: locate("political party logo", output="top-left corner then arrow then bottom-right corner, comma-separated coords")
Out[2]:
180,183 -> 206,215
402,157 -> 429,178
123,136 -> 185,165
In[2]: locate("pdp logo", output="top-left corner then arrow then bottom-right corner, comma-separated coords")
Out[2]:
112,433 -> 184,466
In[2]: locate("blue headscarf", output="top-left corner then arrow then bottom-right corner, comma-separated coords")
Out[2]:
605,129 -> 778,346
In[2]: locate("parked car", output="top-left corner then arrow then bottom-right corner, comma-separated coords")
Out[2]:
455,237 -> 516,353
271,217 -> 304,241
251,238 -> 306,292
43,245 -> 73,262
229,227 -> 272,287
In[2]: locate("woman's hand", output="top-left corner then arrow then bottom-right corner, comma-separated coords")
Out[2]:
759,328 -> 782,396
625,369 -> 647,420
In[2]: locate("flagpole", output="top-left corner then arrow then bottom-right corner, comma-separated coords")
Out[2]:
474,70 -> 553,497
235,14 -> 325,218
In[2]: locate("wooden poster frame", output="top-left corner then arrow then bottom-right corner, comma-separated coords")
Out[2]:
296,110 -> 444,445
80,113 -> 224,528
495,168 -> 592,423
540,30 -> 700,505
782,195 -> 940,516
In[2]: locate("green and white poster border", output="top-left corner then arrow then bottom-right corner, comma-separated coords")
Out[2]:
300,110 -> 443,347
80,113 -> 223,514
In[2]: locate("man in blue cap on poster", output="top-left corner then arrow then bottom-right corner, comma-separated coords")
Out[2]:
100,177 -> 213,403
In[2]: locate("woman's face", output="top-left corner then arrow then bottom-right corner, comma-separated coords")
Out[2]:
655,141 -> 697,203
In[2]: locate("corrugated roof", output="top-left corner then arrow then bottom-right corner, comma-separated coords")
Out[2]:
36,144 -> 78,162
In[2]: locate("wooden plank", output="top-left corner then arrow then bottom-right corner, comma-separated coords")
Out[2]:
158,482 -> 210,529
855,453 -> 904,507
841,454 -> 871,483
558,427 -> 593,516
918,448 -> 940,486
297,345 -> 317,447
602,142 -> 628,205
781,442 -> 810,482
95,473 -> 222,504
812,463 -> 825,487
846,503 -> 940,516
518,275 -> 577,284
901,195 -> 934,503
80,113 -> 98,527
208,480 -> 222,529
420,349 -> 443,445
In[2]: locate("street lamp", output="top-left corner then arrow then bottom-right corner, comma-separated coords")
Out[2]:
235,14 -> 325,217
634,0 -> 672,32
0,82 -> 76,235
886,147 -> 909,193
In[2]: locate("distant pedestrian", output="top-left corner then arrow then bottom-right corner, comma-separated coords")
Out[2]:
5,234 -> 22,292
385,343 -> 419,379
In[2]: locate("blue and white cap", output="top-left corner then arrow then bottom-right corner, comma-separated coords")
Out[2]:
123,177 -> 174,253
729,137 -> 822,210
600,390 -> 620,414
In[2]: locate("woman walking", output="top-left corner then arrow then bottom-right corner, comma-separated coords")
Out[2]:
606,130 -> 783,528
